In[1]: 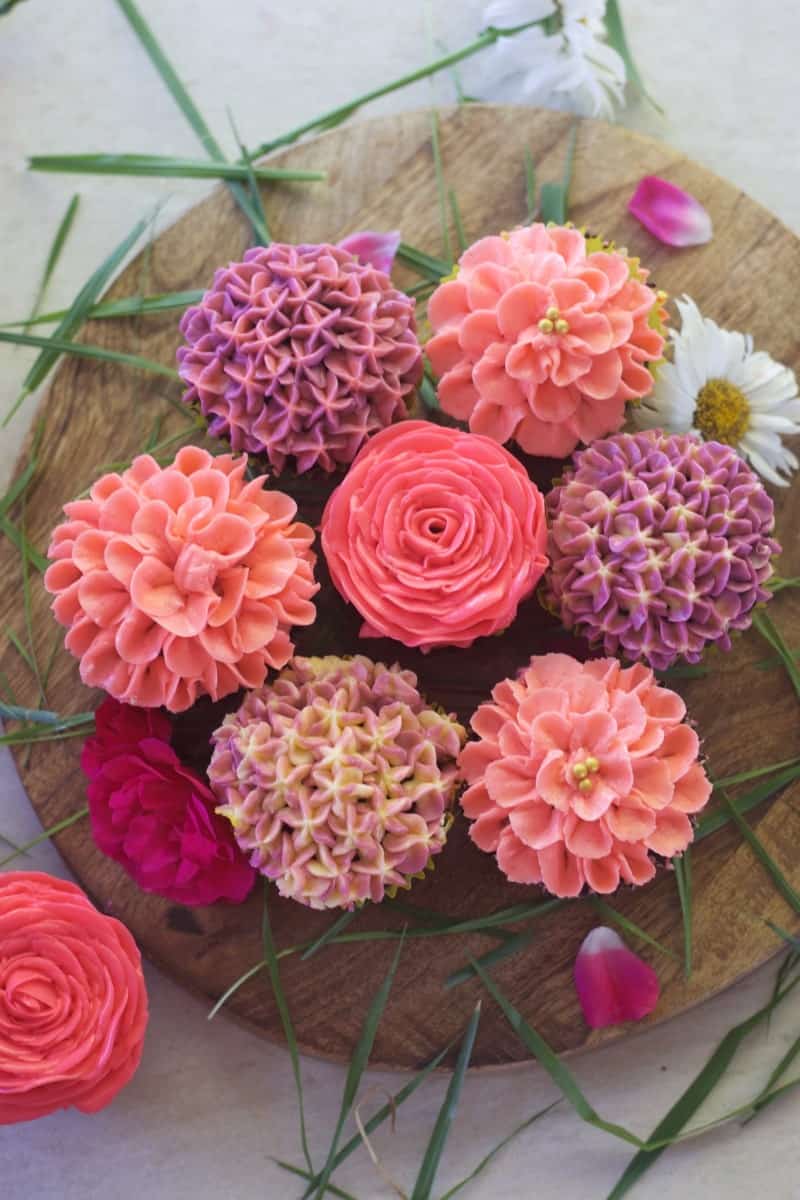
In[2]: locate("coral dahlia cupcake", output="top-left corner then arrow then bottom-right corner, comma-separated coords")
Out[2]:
543,429 -> 780,670
321,420 -> 548,651
177,242 -> 423,474
426,223 -> 665,458
460,653 -> 712,898
45,446 -> 318,712
208,655 -> 466,909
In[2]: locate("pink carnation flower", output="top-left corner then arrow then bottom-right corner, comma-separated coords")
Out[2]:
209,655 -> 466,909
177,242 -> 422,474
459,653 -> 711,898
321,420 -> 548,651
82,698 -> 256,907
45,446 -> 318,712
426,224 -> 664,458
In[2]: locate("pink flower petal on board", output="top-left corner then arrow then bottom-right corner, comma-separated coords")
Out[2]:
338,229 -> 401,275
628,176 -> 713,247
574,926 -> 660,1029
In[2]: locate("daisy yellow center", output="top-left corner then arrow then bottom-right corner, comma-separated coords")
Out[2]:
695,378 -> 750,445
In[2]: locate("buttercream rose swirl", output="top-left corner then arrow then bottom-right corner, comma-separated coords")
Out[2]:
321,421 -> 548,650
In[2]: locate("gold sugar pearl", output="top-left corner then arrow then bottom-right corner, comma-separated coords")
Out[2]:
545,306 -> 560,321
555,318 -> 570,334
572,762 -> 588,780
585,756 -> 600,773
538,317 -> 554,334
578,778 -> 594,793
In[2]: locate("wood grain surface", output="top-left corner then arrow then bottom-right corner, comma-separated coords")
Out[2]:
3,106 -> 800,1070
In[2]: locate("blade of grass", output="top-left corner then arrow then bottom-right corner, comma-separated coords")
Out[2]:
721,789 -> 800,914
397,242 -> 451,282
524,147 -> 537,221
606,957 -> 800,1198
673,850 -> 693,978
714,757 -> 800,789
0,329 -> 180,382
742,1032 -> 800,1124
261,885 -> 313,1174
0,806 -> 89,868
695,765 -> 800,841
446,928 -> 539,989
437,1100 -> 560,1200
0,516 -> 47,572
752,609 -> 800,701
20,500 -> 45,706
448,189 -> 467,255
0,703 -> 93,727
29,153 -> 324,183
227,110 -> 270,244
300,911 -> 356,961
24,194 -> 80,333
589,897 -> 678,962
5,212 -> 149,426
0,724 -> 94,747
539,121 -> 578,224
1,289 -> 205,328
307,933 -> 406,1200
207,960 -> 266,1020
429,111 -> 453,266
471,958 -> 644,1147
604,0 -> 663,113
6,626 -> 38,677
410,1003 -> 481,1200
272,1162 -> 357,1200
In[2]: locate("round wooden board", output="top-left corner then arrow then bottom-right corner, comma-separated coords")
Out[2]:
4,106 -> 800,1071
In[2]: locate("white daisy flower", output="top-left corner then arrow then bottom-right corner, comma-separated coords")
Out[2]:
476,0 -> 628,119
634,296 -> 800,487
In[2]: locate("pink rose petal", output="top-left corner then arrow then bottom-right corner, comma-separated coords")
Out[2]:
628,176 -> 713,248
574,926 -> 660,1029
338,229 -> 401,275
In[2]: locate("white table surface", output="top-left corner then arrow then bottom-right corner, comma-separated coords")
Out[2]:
2,2 -> 800,1197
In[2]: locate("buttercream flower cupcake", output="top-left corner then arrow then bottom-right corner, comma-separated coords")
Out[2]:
459,653 -> 711,898
45,445 -> 318,711
321,420 -> 548,651
426,223 -> 665,457
177,242 -> 422,473
209,655 -> 466,909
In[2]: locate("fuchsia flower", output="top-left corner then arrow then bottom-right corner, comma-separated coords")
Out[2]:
81,697 -> 256,907
337,230 -> 401,275
574,926 -> 660,1028
628,176 -> 713,248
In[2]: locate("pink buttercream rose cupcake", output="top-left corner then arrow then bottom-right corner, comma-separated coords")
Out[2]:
459,653 -> 711,898
426,224 -> 665,458
320,420 -> 548,651
45,445 -> 318,712
0,872 -> 148,1125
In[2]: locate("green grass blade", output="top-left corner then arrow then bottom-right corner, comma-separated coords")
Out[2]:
539,181 -> 567,225
0,329 -> 180,382
1,288 -> 204,328
430,111 -> 453,266
589,898 -> 679,962
0,515 -> 47,572
410,1003 -> 481,1200
307,934 -> 406,1200
524,148 -> 537,221
446,928 -> 538,989
261,886 -> 313,1174
300,911 -> 356,960
606,960 -> 800,1197
397,242 -> 451,281
604,0 -> 663,113
227,111 -> 271,244
28,153 -> 324,183
207,960 -> 266,1021
752,609 -> 800,701
25,194 -> 80,333
448,189 -> 467,255
673,850 -> 693,978
273,1161 -> 357,1200
695,765 -> 800,841
5,212 -> 149,425
472,959 -> 644,1147
437,1100 -> 559,1200
721,789 -> 800,913
0,703 -> 93,727
714,757 -> 800,789
0,806 -> 89,868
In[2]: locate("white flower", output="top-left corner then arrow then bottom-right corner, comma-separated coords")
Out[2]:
634,296 -> 800,487
476,0 -> 628,119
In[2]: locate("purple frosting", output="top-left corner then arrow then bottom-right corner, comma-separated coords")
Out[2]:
543,430 -> 780,670
177,243 -> 422,474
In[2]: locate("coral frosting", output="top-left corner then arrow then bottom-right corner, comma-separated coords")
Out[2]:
543,430 -> 780,670
321,420 -> 548,650
426,224 -> 664,458
177,243 -> 422,474
459,653 -> 712,898
208,655 -> 466,909
45,446 -> 318,712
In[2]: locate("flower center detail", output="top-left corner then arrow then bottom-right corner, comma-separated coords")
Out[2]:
571,755 -> 601,792
694,378 -> 750,445
538,305 -> 571,336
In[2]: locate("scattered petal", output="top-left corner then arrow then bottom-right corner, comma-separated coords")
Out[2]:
628,176 -> 713,247
574,925 -> 660,1028
338,229 -> 401,275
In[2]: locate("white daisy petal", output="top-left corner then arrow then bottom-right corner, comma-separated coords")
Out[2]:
740,441 -> 792,487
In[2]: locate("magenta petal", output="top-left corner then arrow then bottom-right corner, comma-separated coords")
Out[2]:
628,176 -> 713,248
338,229 -> 401,275
574,926 -> 660,1029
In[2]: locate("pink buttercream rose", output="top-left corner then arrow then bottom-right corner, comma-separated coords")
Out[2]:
426,224 -> 664,458
0,872 -> 148,1125
320,420 -> 548,651
81,697 -> 256,907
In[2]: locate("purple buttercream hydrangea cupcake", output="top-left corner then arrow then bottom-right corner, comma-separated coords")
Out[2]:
176,243 -> 423,474
543,429 -> 780,670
